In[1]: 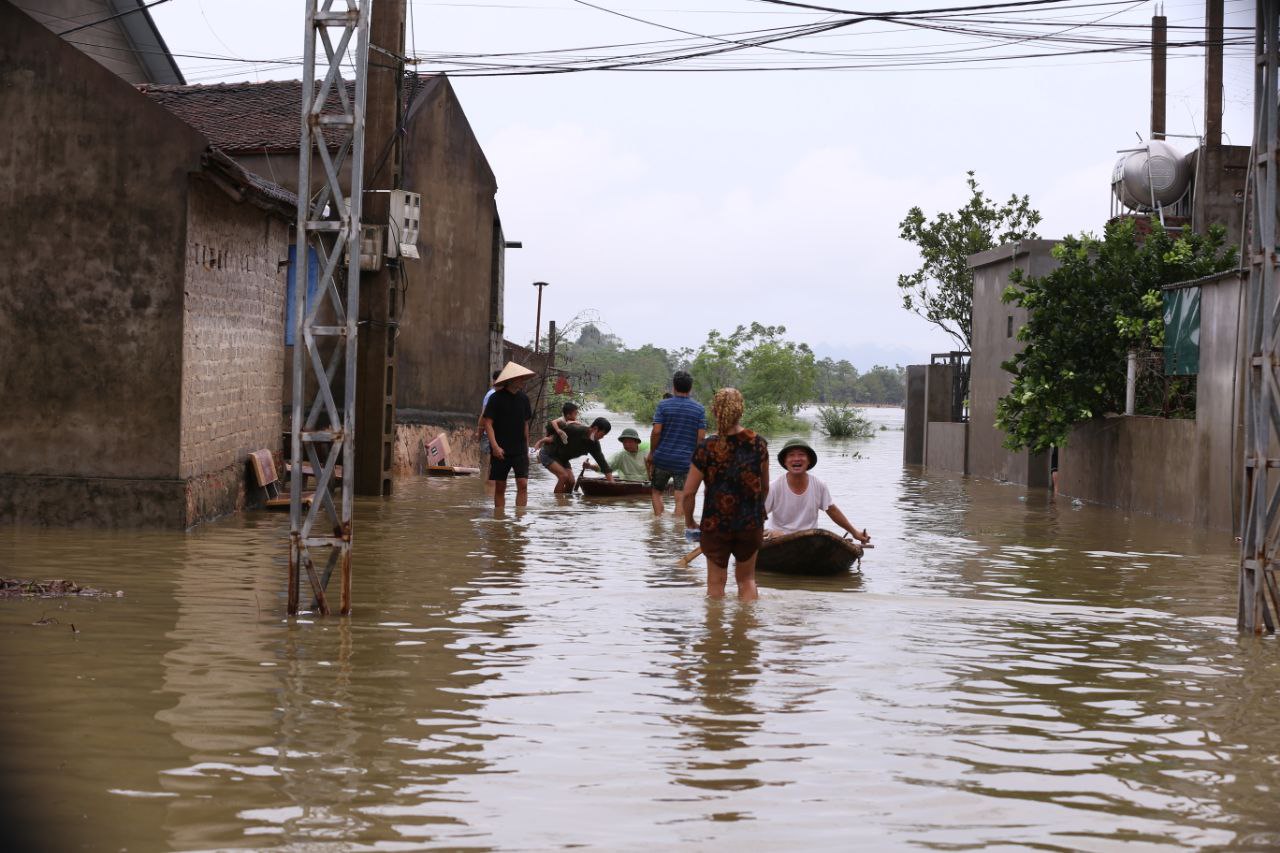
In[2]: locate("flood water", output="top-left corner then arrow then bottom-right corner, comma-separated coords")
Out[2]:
2,407 -> 1277,851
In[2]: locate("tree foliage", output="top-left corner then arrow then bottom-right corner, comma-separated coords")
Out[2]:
898,171 -> 1042,350
814,360 -> 906,405
687,323 -> 817,433
995,219 -> 1237,453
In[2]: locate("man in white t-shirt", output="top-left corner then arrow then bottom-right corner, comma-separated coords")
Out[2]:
764,438 -> 870,543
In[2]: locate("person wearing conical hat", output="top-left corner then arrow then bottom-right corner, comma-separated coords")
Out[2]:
764,438 -> 870,543
482,361 -> 536,510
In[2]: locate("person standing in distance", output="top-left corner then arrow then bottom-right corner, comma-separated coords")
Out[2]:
482,362 -> 535,511
476,369 -> 501,496
647,370 -> 706,526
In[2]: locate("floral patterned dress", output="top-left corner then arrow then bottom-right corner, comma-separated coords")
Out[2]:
691,429 -> 769,534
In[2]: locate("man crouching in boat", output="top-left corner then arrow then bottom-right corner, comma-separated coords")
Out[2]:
764,438 -> 871,543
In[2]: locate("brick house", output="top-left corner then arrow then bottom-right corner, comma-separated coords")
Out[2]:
140,76 -> 508,467
0,5 -> 298,527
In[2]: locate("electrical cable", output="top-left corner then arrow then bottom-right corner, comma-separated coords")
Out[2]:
58,0 -> 176,36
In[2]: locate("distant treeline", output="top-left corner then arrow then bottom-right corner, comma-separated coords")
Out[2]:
553,321 -> 906,431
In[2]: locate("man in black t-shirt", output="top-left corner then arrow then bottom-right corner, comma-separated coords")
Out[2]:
537,417 -> 614,493
482,361 -> 536,510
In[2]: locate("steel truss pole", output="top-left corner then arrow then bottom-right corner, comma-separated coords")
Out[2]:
290,0 -> 371,617
1239,0 -> 1280,633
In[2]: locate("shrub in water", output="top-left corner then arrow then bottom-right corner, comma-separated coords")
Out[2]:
817,405 -> 875,439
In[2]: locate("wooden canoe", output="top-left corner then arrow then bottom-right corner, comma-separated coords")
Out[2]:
756,529 -> 864,576
577,477 -> 651,497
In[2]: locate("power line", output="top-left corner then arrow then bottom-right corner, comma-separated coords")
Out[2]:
58,0 -> 177,37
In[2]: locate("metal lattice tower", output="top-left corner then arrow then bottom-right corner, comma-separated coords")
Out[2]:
1239,1 -> 1280,633
289,0 -> 371,617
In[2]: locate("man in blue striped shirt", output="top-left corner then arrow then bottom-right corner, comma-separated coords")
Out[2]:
647,370 -> 707,522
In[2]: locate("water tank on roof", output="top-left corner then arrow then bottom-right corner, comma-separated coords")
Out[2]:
1112,140 -> 1192,211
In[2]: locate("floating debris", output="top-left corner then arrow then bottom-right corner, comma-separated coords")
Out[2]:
1,578 -> 114,599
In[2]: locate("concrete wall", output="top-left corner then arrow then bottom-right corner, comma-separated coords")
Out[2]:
0,7 -> 207,525
968,240 -> 1059,488
392,420 -> 484,475
1058,417 -> 1198,524
926,422 -> 969,474
1193,273 -> 1245,530
903,365 -> 926,465
1,10 -> 294,527
397,77 -> 501,418
13,1 -> 153,84
1192,145 -> 1250,249
1057,273 -> 1245,532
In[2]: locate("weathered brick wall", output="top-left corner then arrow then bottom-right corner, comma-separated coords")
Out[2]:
178,178 -> 290,481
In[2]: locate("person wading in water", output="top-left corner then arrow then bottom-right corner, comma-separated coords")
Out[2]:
648,370 -> 706,526
682,388 -> 770,601
482,362 -> 535,511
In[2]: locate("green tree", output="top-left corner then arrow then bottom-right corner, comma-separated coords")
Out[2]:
898,171 -> 1041,350
815,357 -> 860,404
854,365 -> 907,405
686,323 -> 816,434
995,219 -> 1236,453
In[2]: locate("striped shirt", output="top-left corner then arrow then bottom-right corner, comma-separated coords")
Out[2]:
651,395 -> 707,471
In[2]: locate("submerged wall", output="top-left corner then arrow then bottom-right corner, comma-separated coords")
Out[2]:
1057,272 -> 1244,532
0,7 -> 204,526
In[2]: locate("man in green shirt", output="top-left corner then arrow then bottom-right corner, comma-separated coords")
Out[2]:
585,427 -> 648,482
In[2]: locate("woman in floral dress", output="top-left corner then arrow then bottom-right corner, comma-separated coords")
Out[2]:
682,388 -> 771,601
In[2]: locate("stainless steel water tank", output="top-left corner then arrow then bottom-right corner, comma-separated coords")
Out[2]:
1111,140 -> 1192,211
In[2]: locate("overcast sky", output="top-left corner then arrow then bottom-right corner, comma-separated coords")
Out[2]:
150,0 -> 1254,369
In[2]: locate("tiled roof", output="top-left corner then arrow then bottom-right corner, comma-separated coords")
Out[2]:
140,76 -> 442,154
140,79 -> 352,153
201,148 -> 297,219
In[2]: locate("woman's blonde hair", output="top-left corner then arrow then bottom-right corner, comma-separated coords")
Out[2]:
711,387 -> 744,434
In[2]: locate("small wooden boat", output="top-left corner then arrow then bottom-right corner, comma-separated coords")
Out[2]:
426,465 -> 479,477
756,529 -> 864,576
577,477 -> 651,497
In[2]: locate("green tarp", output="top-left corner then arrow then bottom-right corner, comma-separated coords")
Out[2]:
1163,287 -> 1200,375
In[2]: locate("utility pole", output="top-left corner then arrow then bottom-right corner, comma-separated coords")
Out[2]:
533,281 -> 549,351
353,0 -> 407,497
1204,0 -> 1224,148
1151,12 -> 1166,140
290,0 -> 371,617
1238,0 -> 1280,633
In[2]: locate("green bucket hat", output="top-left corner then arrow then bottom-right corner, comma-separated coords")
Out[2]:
619,428 -> 642,442
777,437 -> 817,470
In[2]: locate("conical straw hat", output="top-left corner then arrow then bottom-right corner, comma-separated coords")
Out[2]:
493,361 -> 536,387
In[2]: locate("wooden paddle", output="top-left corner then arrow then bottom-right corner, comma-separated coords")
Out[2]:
678,545 -> 702,566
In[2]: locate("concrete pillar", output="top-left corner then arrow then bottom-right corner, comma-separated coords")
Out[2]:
903,365 -> 927,465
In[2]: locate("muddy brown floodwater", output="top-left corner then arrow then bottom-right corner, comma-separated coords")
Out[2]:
2,407 -> 1278,851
